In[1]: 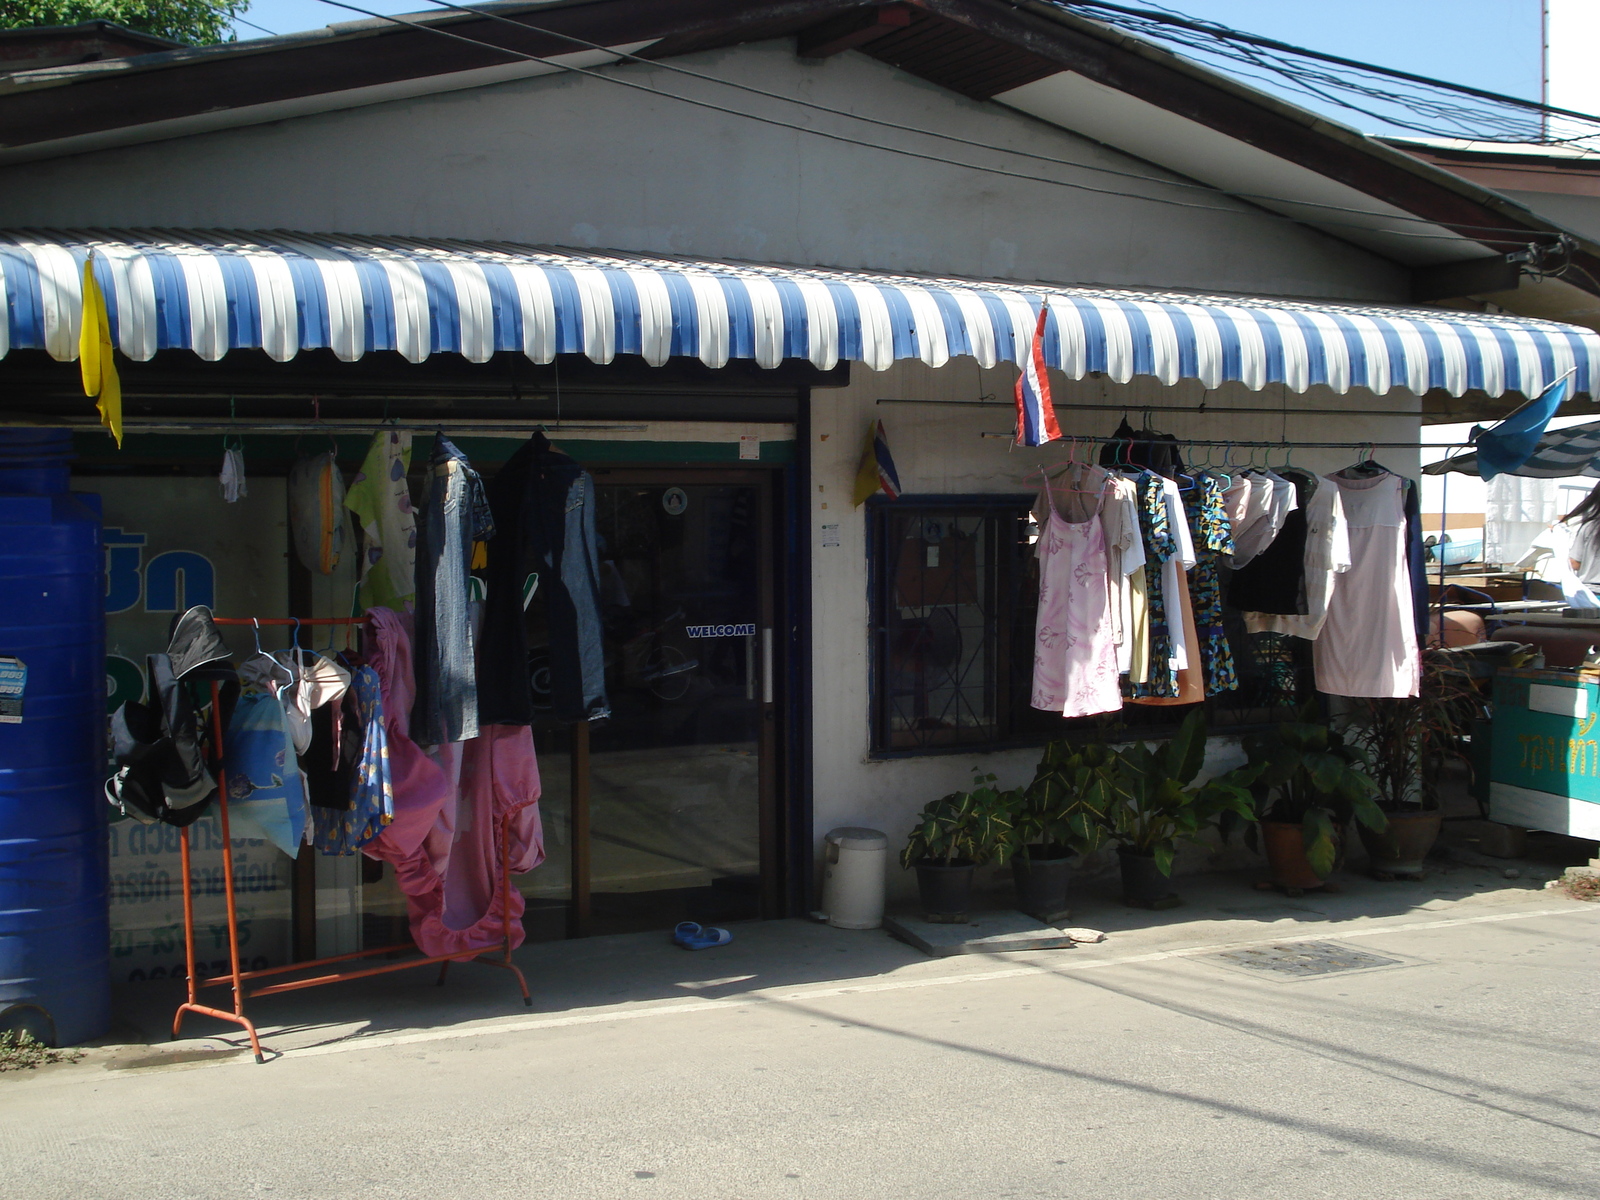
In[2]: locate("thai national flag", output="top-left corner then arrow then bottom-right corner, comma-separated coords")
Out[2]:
1014,302 -> 1061,447
853,419 -> 902,505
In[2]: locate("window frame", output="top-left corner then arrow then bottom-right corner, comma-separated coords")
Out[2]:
865,493 -> 1038,758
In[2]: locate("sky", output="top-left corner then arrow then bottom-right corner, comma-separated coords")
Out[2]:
231,0 -> 1550,127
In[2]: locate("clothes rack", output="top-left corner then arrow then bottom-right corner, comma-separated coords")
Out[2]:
171,615 -> 530,1065
879,396 -> 1437,420
978,433 -> 1456,448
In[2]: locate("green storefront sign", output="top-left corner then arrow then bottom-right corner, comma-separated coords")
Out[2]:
1490,669 -> 1600,836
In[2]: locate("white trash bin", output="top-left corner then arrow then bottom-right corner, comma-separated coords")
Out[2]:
821,827 -> 888,930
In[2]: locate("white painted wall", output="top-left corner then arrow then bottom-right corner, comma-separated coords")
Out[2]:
0,41 -> 1404,300
808,360 -> 1422,901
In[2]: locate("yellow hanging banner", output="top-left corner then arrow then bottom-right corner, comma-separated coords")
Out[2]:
79,255 -> 123,448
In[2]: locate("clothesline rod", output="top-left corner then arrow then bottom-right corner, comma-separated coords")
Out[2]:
977,433 -> 1462,448
212,616 -> 364,626
879,397 -> 1440,419
29,421 -> 650,435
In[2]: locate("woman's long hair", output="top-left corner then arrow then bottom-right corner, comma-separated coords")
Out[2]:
1565,479 -> 1600,527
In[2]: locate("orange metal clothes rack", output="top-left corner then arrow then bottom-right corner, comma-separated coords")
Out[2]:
171,616 -> 531,1064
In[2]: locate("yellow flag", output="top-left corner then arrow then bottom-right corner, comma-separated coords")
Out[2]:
853,422 -> 881,507
852,419 -> 901,506
79,256 -> 122,448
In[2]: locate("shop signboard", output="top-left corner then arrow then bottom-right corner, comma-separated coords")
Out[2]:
0,655 -> 24,722
82,477 -> 296,982
107,814 -> 290,984
1489,669 -> 1600,839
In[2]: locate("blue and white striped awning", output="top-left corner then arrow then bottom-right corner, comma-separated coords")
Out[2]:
2,229 -> 1597,399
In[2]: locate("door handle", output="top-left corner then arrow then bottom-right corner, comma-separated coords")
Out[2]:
762,627 -> 774,705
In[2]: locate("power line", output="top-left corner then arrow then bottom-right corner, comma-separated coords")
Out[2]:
1056,1 -> 1600,146
312,0 -> 1549,246
1059,1 -> 1592,126
232,17 -> 280,39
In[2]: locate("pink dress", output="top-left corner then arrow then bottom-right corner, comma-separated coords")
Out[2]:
399,725 -> 546,959
1032,508 -> 1123,718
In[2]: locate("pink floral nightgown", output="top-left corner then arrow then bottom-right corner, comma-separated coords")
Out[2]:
1031,507 -> 1123,718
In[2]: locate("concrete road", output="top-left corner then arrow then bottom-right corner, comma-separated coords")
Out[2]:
4,895 -> 1598,1199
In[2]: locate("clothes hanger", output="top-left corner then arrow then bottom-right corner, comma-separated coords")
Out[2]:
1339,441 -> 1389,478
1206,443 -> 1233,489
248,618 -> 295,689
1041,449 -> 1108,495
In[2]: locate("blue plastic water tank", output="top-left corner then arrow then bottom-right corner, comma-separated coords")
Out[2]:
0,428 -> 109,1047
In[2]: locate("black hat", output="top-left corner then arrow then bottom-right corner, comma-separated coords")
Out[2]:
167,605 -> 233,680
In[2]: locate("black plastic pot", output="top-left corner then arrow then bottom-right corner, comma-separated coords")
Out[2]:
1011,846 -> 1073,922
1118,847 -> 1177,907
914,858 -> 976,922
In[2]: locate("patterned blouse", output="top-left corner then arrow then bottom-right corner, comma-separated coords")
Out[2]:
1185,473 -> 1239,694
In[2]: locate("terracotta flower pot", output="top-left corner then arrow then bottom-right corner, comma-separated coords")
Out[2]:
1260,821 -> 1332,890
1359,810 -> 1442,876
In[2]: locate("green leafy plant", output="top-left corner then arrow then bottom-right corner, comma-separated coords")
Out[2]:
0,1030 -> 83,1072
1008,739 -> 1115,858
1352,649 -> 1484,811
0,1 -> 245,46
901,770 -> 1015,869
1242,708 -> 1387,877
1098,710 -> 1258,877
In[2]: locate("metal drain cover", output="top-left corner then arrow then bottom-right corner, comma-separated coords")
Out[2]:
1214,941 -> 1402,977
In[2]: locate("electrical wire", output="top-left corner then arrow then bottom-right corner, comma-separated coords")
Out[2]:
233,16 -> 280,38
405,0 -> 1563,241
1060,0 -> 1593,126
310,0 -> 1550,246
1055,1 -> 1600,148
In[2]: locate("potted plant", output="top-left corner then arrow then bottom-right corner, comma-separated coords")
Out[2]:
900,771 -> 1014,922
1098,710 -> 1257,908
1241,709 -> 1386,892
1006,739 -> 1114,921
1350,650 -> 1482,877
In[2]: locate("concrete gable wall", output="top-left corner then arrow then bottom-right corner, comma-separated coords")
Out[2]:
0,41 -> 1404,300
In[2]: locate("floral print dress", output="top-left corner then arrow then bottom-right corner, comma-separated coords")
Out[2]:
311,666 -> 394,855
1127,471 -> 1180,700
1185,473 -> 1239,694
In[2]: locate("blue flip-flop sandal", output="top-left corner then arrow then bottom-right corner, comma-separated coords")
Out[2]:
674,924 -> 733,950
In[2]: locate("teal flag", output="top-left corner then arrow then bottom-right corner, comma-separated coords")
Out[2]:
1474,376 -> 1571,480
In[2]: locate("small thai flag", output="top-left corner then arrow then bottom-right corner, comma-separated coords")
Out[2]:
853,419 -> 903,506
1014,302 -> 1061,447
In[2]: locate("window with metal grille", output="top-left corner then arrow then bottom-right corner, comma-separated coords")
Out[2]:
867,496 -> 1316,756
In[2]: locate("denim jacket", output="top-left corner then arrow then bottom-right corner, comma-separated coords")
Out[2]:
477,432 -> 609,725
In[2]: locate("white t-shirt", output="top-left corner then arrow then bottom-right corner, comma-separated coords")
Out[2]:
1243,482 -> 1348,639
1160,477 -> 1197,671
1226,473 -> 1279,567
1099,477 -> 1146,673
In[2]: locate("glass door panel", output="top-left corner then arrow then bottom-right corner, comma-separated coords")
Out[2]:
585,480 -> 766,932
